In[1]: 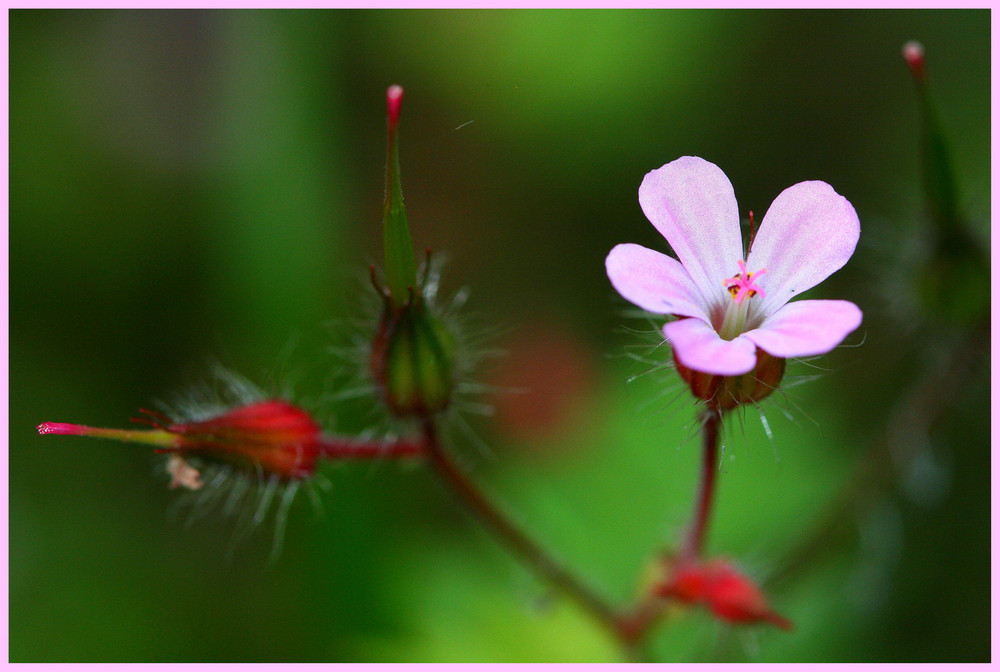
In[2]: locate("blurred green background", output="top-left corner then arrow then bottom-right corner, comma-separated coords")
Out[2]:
10,9 -> 990,662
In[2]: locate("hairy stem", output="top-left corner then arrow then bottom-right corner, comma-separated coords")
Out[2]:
682,408 -> 723,560
315,435 -> 423,459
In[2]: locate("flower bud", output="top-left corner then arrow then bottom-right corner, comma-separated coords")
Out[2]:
657,557 -> 792,630
367,84 -> 458,417
38,399 -> 426,487
673,348 -> 785,411
371,298 -> 456,417
38,400 -> 324,484
166,400 -> 323,479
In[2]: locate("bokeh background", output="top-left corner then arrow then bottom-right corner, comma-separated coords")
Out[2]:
10,9 -> 990,662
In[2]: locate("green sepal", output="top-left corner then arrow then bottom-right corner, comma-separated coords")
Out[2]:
377,301 -> 456,417
382,113 -> 419,304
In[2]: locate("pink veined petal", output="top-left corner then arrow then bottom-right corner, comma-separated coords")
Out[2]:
606,243 -> 712,321
664,318 -> 758,376
639,157 -> 744,308
743,299 -> 862,359
746,181 -> 860,317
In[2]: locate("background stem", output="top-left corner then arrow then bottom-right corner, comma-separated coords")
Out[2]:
419,418 -> 624,642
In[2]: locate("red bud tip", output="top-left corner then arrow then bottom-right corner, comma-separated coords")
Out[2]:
387,84 -> 404,128
902,40 -> 925,83
37,421 -> 87,436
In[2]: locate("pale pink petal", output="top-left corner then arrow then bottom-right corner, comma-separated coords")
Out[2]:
606,243 -> 711,321
664,318 -> 758,376
743,299 -> 862,358
746,181 -> 860,317
639,157 -> 744,306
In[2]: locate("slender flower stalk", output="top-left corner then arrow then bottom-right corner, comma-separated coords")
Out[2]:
418,418 -> 622,638
315,437 -> 423,459
682,409 -> 722,560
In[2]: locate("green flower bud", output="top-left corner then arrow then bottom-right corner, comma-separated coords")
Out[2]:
369,85 -> 457,417
371,297 -> 456,417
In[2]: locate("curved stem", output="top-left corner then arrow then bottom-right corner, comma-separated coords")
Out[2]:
682,408 -> 723,560
617,593 -> 669,647
419,418 -> 623,640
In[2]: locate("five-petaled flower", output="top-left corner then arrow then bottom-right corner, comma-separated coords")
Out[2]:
606,156 -> 861,407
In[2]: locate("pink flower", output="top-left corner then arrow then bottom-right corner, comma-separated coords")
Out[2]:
607,156 -> 862,380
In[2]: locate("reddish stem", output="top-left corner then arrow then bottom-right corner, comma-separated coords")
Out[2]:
316,436 -> 423,460
418,418 -> 622,639
682,409 -> 722,560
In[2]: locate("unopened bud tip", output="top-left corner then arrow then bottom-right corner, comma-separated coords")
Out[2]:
387,85 -> 404,127
902,40 -> 925,82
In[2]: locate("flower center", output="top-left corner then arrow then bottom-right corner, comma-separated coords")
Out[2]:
718,260 -> 767,340
723,260 -> 767,304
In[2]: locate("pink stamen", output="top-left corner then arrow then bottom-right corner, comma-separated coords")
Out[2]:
722,260 -> 767,304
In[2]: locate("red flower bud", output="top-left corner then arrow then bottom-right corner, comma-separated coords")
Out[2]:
166,400 -> 323,479
657,558 -> 793,630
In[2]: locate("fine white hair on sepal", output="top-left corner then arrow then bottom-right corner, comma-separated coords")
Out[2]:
164,456 -> 314,562
609,302 -> 844,466
146,364 -> 325,560
155,364 -> 268,424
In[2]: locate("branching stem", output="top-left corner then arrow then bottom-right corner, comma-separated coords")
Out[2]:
415,409 -> 726,652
